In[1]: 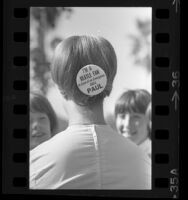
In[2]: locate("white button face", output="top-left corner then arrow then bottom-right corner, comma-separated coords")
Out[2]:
76,64 -> 107,96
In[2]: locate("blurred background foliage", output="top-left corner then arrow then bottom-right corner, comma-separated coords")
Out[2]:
30,7 -> 73,95
128,19 -> 151,73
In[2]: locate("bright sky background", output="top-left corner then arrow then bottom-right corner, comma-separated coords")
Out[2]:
46,7 -> 152,120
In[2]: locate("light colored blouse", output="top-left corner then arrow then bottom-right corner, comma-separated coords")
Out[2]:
30,124 -> 151,189
139,138 -> 151,158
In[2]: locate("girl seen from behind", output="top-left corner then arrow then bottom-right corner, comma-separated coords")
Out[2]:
30,35 -> 151,189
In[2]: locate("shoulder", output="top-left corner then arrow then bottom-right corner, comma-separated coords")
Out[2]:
98,125 -> 151,164
30,128 -> 77,188
30,127 -> 75,160
98,126 -> 151,188
30,125 -> 96,167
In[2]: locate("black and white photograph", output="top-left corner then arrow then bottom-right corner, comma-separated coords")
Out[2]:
29,7 -> 152,189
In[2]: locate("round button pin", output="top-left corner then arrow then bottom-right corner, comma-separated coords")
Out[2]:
76,64 -> 107,96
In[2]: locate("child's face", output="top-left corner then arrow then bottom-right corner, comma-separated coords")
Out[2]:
30,111 -> 51,150
116,112 -> 148,145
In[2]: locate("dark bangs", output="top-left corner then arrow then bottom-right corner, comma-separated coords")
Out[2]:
115,90 -> 151,116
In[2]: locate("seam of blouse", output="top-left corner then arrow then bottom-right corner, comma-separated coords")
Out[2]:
91,125 -> 102,189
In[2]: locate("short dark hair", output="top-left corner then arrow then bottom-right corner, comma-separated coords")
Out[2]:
30,91 -> 58,136
51,35 -> 117,107
115,89 -> 151,117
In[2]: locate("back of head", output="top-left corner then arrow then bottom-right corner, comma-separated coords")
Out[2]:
51,35 -> 117,107
30,91 -> 58,136
115,89 -> 151,116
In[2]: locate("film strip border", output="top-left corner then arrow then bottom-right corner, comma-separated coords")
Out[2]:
2,0 -> 180,198
152,1 -> 180,198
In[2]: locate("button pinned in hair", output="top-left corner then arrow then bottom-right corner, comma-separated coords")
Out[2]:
76,64 -> 107,96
